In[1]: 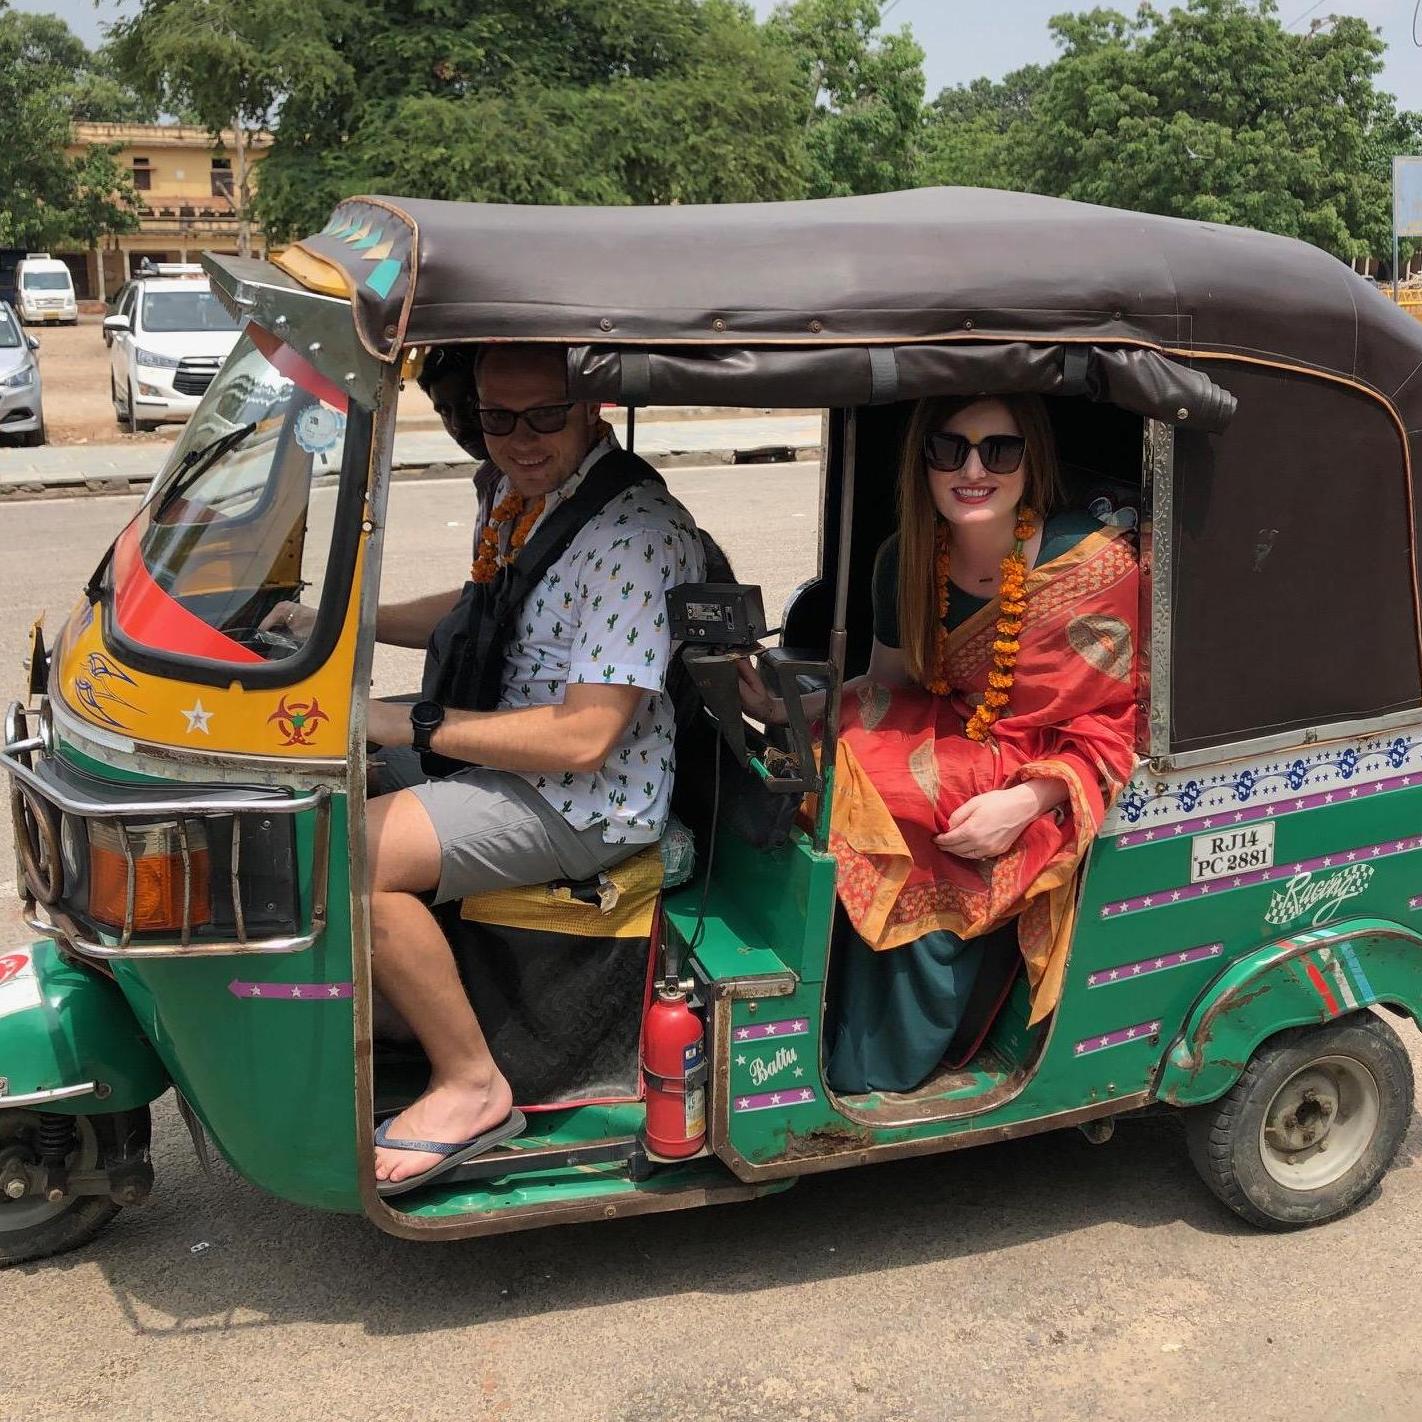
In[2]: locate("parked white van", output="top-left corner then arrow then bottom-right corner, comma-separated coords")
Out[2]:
15,254 -> 78,325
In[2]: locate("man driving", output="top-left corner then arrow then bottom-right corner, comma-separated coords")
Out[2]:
266,343 -> 704,1194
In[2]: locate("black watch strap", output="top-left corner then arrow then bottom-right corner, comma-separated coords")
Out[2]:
409,700 -> 445,754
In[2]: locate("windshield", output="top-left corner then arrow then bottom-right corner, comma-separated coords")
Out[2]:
109,323 -> 361,669
141,289 -> 241,333
23,270 -> 70,291
0,311 -> 19,348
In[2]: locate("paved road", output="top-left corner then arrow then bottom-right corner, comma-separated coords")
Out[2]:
0,411 -> 823,494
6,470 -> 1422,1421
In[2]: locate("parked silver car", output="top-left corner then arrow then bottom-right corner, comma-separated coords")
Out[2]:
0,300 -> 44,446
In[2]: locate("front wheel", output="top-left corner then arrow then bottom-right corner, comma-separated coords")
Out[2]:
0,1106 -> 152,1266
1185,1014 -> 1412,1229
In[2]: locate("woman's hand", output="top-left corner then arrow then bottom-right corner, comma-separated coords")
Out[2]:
736,655 -> 787,725
934,783 -> 1059,860
259,600 -> 317,642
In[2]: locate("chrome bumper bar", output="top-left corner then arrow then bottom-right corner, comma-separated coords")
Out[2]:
4,712 -> 331,959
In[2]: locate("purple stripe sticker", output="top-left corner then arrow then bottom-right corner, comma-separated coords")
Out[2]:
733,1087 -> 818,1112
1101,835 -> 1422,918
1086,943 -> 1223,986
732,1018 -> 810,1043
1074,1020 -> 1162,1056
228,978 -> 353,1000
1112,772 -> 1421,847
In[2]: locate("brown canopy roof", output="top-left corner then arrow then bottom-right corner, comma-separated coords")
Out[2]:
293,186 -> 1422,409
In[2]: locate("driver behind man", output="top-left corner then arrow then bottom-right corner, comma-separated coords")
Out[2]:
267,343 -> 705,1194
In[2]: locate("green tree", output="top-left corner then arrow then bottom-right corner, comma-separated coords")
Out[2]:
109,0 -> 354,256
1026,0 -> 1419,262
255,0 -> 809,242
0,5 -> 142,250
767,0 -> 925,197
919,64 -> 1047,190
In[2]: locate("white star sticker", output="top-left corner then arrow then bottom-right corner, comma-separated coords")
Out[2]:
1234,812 -> 1244,822
249,984 -> 262,997
1108,969 -> 1119,980
181,699 -> 213,734
1143,896 -> 1153,906
1324,793 -> 1334,803
736,1055 -> 746,1066
1126,1027 -> 1136,1039
1203,817 -> 1214,828
1132,964 -> 1143,974
291,986 -> 303,999
770,1093 -> 781,1105
327,984 -> 342,997
1171,891 -> 1182,901
1144,830 -> 1156,841
1323,857 -> 1332,867
735,1028 -> 749,1040
737,1098 -> 750,1110
1347,852 -> 1356,862
763,1024 -> 777,1035
1295,799 -> 1305,809
792,1021 -> 807,1032
1349,789 -> 1359,798
793,1066 -> 804,1078
799,1090 -> 813,1101
1075,1043 -> 1085,1054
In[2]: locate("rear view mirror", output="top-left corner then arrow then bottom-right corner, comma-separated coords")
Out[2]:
25,335 -> 38,352
102,314 -> 130,334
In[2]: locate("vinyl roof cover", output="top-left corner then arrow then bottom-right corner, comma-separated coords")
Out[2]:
294,187 -> 1422,403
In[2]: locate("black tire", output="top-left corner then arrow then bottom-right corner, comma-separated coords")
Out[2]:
20,417 -> 44,447
112,373 -> 125,427
126,380 -> 140,435
1184,1013 -> 1412,1230
0,1106 -> 151,1267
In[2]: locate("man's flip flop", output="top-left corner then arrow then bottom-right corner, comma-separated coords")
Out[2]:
374,1109 -> 527,1198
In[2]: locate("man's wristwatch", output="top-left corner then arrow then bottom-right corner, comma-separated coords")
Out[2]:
409,700 -> 445,753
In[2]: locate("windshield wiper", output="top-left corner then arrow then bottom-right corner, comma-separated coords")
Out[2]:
152,421 -> 257,521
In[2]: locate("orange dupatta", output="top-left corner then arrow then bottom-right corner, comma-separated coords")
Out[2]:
827,525 -> 1139,1023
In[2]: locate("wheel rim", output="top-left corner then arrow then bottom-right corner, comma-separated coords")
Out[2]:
0,1111 -> 100,1231
1259,1055 -> 1380,1190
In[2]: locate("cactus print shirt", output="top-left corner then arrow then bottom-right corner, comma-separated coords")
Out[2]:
490,437 -> 705,844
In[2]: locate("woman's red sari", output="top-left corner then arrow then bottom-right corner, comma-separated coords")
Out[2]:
827,524 -> 1139,1022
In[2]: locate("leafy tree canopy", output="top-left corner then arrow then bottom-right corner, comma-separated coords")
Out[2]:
0,4 -> 144,249
254,0 -> 813,242
766,0 -> 926,198
923,0 -> 1420,263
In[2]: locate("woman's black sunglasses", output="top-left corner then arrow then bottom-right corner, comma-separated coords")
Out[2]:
476,402 -> 575,436
923,431 -> 1026,475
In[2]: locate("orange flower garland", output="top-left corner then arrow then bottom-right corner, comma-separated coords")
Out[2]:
471,491 -> 546,583
927,508 -> 1037,742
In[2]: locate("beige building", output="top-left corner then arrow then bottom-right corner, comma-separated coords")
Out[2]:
59,122 -> 274,300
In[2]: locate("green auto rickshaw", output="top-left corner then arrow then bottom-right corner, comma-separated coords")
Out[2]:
6,186 -> 1422,1263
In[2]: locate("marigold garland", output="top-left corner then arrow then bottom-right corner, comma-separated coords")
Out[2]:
926,507 -> 1037,742
471,490 -> 547,583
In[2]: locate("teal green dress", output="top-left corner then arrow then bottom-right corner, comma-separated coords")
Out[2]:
824,511 -> 1101,1095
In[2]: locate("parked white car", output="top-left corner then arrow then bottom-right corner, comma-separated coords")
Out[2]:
15,254 -> 78,325
0,300 -> 44,445
105,270 -> 243,432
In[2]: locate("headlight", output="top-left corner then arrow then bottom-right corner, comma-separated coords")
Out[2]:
0,364 -> 34,390
134,347 -> 180,370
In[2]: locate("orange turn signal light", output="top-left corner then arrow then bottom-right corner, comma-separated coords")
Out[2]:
87,819 -> 212,933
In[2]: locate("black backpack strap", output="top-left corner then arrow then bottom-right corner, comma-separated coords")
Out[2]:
444,450 -> 666,713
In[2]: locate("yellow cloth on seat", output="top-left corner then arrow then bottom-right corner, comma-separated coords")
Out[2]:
459,844 -> 664,940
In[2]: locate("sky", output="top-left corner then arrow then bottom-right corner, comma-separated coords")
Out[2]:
13,0 -> 1422,109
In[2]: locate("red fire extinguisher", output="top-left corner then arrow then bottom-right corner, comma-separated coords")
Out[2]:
642,979 -> 707,1158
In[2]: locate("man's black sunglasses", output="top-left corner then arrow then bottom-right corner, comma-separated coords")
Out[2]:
923,431 -> 1026,475
476,403 -> 576,437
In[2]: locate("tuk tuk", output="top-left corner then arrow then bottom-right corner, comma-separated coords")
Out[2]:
7,186 -> 1422,1263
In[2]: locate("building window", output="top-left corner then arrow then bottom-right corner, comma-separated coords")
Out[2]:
211,158 -> 234,198
132,156 -> 152,192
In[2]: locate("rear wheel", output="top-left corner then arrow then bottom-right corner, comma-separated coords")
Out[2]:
1185,1014 -> 1412,1229
0,1106 -> 151,1266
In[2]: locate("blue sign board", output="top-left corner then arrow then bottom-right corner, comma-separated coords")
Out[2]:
1395,156 -> 1422,238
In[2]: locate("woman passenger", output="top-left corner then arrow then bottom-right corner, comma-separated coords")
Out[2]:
742,393 -> 1139,1094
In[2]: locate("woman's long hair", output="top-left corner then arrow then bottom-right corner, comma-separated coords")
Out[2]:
896,393 -> 1063,687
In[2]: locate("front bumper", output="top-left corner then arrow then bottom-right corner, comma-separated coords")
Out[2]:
0,379 -> 42,432
131,370 -> 202,423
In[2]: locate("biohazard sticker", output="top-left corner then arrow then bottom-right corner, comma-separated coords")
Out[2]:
0,948 -> 42,1021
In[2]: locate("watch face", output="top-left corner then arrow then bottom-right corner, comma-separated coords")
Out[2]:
411,700 -> 444,729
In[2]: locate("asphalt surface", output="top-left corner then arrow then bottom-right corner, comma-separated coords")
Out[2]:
5,470 -> 1422,1421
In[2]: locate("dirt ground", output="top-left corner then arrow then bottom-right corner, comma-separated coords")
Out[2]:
9,315 -> 778,449
8,314 -> 450,448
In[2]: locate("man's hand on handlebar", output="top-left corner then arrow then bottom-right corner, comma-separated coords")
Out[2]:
736,653 -> 788,726
259,600 -> 317,643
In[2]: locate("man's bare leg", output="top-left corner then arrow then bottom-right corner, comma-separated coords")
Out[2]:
367,790 -> 514,1184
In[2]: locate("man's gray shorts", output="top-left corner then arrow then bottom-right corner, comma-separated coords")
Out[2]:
374,747 -> 636,905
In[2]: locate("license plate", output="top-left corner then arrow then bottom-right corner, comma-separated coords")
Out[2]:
1190,822 -> 1276,883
